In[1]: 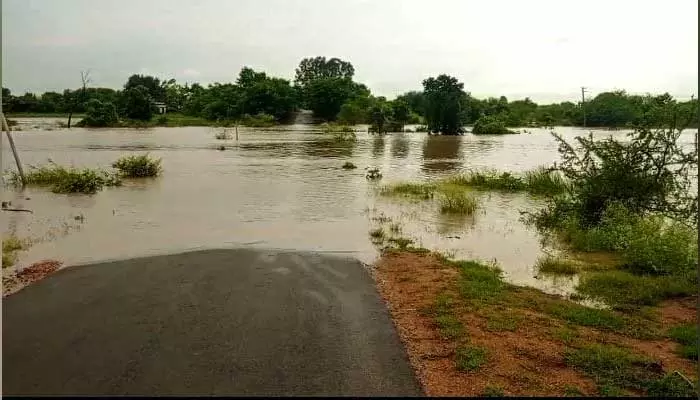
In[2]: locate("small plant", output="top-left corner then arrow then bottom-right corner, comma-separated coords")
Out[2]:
535,255 -> 579,276
445,171 -> 525,192
439,189 -> 478,215
455,345 -> 488,372
389,223 -> 401,234
112,154 -> 162,178
341,161 -> 357,169
156,115 -> 168,125
387,236 -> 413,250
523,166 -> 569,195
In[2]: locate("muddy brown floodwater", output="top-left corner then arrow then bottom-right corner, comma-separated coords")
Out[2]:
2,119 -> 697,296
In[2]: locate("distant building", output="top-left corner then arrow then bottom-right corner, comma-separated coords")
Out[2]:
153,102 -> 167,114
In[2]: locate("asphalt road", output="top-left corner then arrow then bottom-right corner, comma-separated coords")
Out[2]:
2,248 -> 423,396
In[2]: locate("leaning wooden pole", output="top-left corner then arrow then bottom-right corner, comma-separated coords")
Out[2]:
1,113 -> 26,187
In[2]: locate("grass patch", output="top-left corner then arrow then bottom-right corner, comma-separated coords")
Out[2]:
565,344 -> 658,390
445,170 -> 525,192
486,313 -> 520,332
111,154 -> 162,178
523,166 -> 569,195
553,326 -> 580,345
667,323 -> 698,360
379,182 -> 435,199
341,161 -> 357,169
456,260 -> 505,303
432,293 -> 464,339
563,385 -> 584,396
439,188 -> 478,215
535,255 -> 579,276
565,344 -> 695,396
9,162 -> 122,194
576,270 -> 694,310
388,222 -> 401,234
455,345 -> 488,372
546,303 -> 625,331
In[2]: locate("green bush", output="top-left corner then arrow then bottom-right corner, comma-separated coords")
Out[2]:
379,182 -> 435,199
446,171 -> 525,191
112,154 -> 162,178
623,217 -> 697,276
472,115 -> 517,135
79,99 -> 119,127
523,166 -> 569,195
535,256 -> 579,275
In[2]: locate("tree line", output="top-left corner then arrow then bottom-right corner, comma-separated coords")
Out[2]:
2,56 -> 697,132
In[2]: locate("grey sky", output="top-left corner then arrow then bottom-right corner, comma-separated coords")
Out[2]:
2,0 -> 698,103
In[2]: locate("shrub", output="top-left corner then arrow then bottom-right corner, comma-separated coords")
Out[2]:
2,234 -> 24,268
341,161 -> 357,169
472,115 -> 517,135
445,171 -> 525,192
156,115 -> 168,125
623,217 -> 697,276
112,154 -> 162,178
439,188 -> 478,214
79,99 -> 119,127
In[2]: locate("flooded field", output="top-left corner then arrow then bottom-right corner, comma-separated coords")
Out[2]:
2,119 -> 697,295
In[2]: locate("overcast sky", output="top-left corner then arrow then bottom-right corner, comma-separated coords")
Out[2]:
2,0 -> 698,103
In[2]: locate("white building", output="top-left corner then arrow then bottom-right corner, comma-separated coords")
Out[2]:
153,102 -> 167,114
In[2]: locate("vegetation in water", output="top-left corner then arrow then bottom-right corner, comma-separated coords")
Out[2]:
439,188 -> 479,215
471,115 -> 517,135
2,234 -> 25,268
8,161 -> 122,194
341,161 -> 357,169
112,154 -> 162,178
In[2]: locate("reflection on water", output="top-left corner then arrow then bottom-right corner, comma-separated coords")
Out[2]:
422,135 -> 462,172
2,119 -> 697,296
390,133 -> 410,159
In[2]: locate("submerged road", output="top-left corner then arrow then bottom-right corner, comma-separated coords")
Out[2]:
3,248 -> 422,396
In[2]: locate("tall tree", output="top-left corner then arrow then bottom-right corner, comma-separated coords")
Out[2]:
67,70 -> 91,128
294,57 -> 355,88
422,74 -> 468,135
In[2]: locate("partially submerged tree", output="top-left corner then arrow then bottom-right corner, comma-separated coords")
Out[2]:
422,74 -> 469,135
122,85 -> 153,121
67,70 -> 91,128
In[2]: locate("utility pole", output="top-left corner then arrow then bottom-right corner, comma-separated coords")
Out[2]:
581,86 -> 588,128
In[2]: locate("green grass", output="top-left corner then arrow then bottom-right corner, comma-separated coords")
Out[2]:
10,162 -> 122,194
433,293 -> 464,339
565,344 -> 696,396
386,236 -> 413,250
444,171 -> 525,192
455,345 -> 488,372
341,161 -> 357,169
379,182 -> 435,199
439,189 -> 479,215
112,154 -> 162,178
546,303 -> 625,331
535,255 -> 579,276
576,270 -> 694,310
564,344 -> 658,390
523,166 -> 569,195
388,222 -> 401,234
563,385 -> 584,396
456,260 -> 505,303
667,323 -> 698,360
486,313 -> 520,332
553,326 -> 580,345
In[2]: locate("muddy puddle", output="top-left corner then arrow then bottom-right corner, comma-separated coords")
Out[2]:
2,119 -> 697,296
